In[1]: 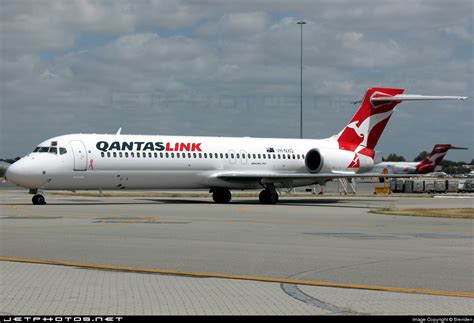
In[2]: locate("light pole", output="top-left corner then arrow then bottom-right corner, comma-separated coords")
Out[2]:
297,21 -> 306,139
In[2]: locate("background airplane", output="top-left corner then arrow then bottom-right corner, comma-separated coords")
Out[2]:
6,87 -> 466,205
372,144 -> 468,176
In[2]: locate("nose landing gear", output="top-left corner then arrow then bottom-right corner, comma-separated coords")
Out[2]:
32,194 -> 46,205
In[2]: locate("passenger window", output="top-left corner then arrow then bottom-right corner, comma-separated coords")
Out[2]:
225,153 -> 229,159
236,154 -> 239,159
131,152 -> 134,158
209,153 -> 212,159
220,153 -> 224,158
198,153 -> 202,158
257,154 -> 261,159
160,152 -> 164,158
292,154 -> 295,159
119,152 -> 123,158
101,152 -> 105,157
125,152 -> 129,158
137,153 -> 140,158
252,154 -> 256,159
230,154 -> 234,158
171,153 -> 174,158
154,152 -> 158,158
188,153 -> 192,158
107,152 -> 111,157
262,154 -> 266,159
165,153 -> 169,158
176,153 -> 180,158
193,153 -> 197,158
204,153 -> 207,158
215,153 -> 218,158
282,154 -> 286,159
273,155 -> 276,159
149,152 -> 152,158
113,152 -> 117,158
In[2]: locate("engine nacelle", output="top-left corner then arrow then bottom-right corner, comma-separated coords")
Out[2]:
305,148 -> 374,173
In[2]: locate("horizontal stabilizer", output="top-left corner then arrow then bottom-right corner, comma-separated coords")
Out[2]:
371,94 -> 467,102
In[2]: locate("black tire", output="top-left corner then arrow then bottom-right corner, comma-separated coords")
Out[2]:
32,194 -> 46,205
259,189 -> 279,204
268,192 -> 279,204
212,189 -> 231,203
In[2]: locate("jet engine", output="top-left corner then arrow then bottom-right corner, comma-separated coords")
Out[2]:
305,148 -> 374,173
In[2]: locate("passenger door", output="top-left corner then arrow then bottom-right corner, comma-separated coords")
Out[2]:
70,140 -> 88,171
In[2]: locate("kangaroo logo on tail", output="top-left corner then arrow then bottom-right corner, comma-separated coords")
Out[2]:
415,144 -> 467,173
336,88 -> 405,161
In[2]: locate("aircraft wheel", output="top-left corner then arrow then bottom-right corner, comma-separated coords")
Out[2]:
212,189 -> 231,203
32,194 -> 46,205
259,189 -> 278,204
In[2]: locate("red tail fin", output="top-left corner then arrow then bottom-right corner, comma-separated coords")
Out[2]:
415,144 -> 453,173
336,87 -> 405,158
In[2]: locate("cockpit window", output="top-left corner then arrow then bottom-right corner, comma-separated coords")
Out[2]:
34,146 -> 67,154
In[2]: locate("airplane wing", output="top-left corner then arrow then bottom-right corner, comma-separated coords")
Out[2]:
213,171 -> 415,184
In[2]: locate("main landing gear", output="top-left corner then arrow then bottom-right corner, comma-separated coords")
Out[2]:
211,188 -> 232,203
32,194 -> 46,205
210,185 -> 279,204
259,184 -> 279,204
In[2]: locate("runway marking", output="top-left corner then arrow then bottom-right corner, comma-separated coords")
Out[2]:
1,257 -> 473,298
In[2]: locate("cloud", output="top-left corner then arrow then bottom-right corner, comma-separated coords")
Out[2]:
0,0 -> 472,161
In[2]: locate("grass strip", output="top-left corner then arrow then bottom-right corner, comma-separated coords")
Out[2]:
369,208 -> 473,219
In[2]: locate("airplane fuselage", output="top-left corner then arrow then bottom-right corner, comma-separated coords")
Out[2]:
7,133 -> 373,191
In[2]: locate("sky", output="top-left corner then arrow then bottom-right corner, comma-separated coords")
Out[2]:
1,0 -> 472,161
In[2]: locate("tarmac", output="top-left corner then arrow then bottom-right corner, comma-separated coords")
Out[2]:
0,184 -> 473,315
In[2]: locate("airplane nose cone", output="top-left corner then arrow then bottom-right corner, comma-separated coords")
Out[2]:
5,162 -> 22,185
5,160 -> 46,189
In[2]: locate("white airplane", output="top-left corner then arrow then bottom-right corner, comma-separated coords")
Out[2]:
372,144 -> 468,177
6,87 -> 466,205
